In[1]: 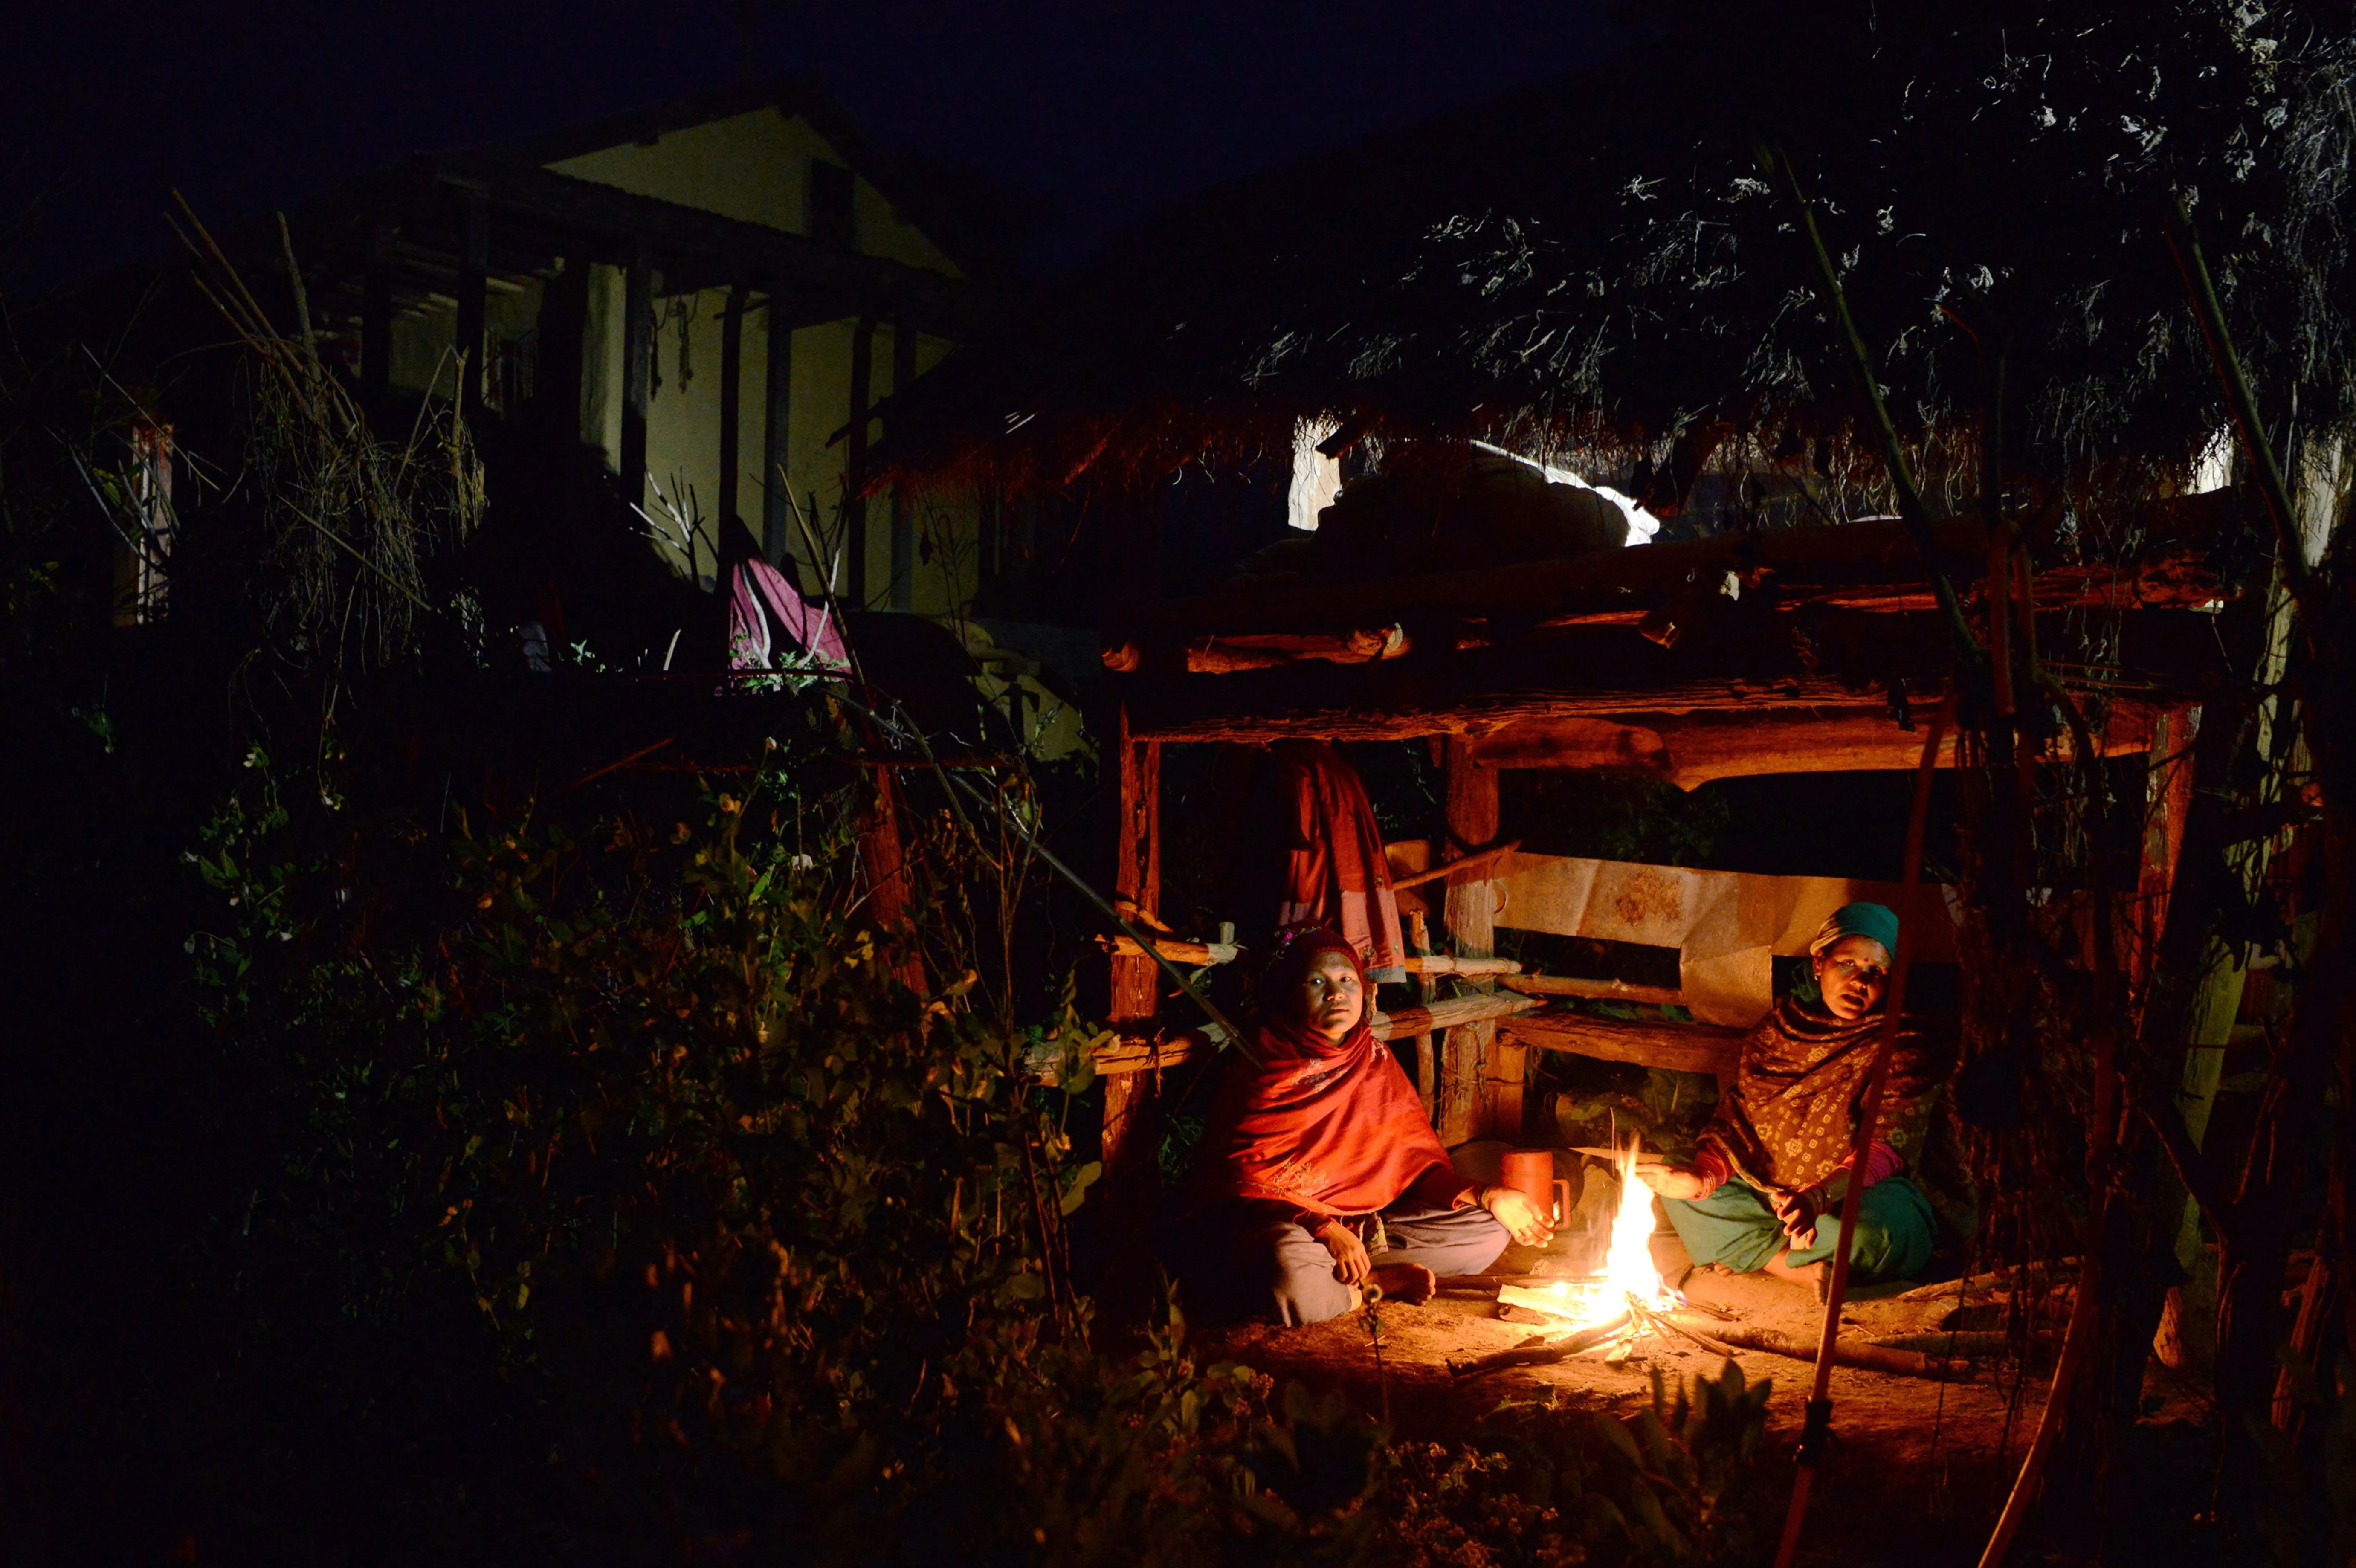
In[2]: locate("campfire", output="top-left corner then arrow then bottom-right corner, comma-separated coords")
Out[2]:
1475,1145 -> 1743,1369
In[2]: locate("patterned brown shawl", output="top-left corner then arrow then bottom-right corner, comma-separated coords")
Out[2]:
1696,994 -> 1940,1195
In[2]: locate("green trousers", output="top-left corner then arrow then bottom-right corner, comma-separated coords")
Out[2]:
1663,1175 -> 1935,1281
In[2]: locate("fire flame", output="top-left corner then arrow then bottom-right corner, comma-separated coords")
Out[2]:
1598,1141 -> 1671,1311
1544,1141 -> 1675,1328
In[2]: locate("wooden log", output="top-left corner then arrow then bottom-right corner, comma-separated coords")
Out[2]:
1451,1313 -> 1633,1376
1103,933 -> 1242,966
1372,992 -> 1542,1040
1501,974 -> 1685,1006
1026,1028 -> 1222,1084
1499,1010 -> 1747,1079
1702,1323 -> 1973,1381
1389,839 -> 1524,891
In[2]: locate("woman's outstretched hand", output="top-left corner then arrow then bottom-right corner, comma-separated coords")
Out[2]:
1316,1218 -> 1371,1284
1481,1186 -> 1557,1247
1637,1165 -> 1710,1201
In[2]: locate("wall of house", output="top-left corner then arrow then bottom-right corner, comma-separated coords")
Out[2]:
550,107 -> 976,617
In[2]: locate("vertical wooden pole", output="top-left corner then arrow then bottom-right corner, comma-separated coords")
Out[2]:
1408,909 -> 1437,1123
889,313 -> 919,611
620,243 -> 652,510
761,292 -> 793,563
846,315 -> 875,606
1104,710 -> 1163,1230
1440,736 -> 1503,1145
716,282 -> 747,551
855,763 -> 925,997
454,194 -> 489,423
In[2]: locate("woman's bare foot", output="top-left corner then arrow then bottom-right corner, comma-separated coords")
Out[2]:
1759,1252 -> 1828,1298
1368,1262 -> 1437,1305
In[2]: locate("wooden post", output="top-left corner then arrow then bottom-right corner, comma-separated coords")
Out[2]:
889,313 -> 919,611
1440,735 -> 1503,1144
1104,710 -> 1163,1227
361,223 -> 393,412
454,194 -> 489,423
855,763 -> 925,997
1408,909 -> 1437,1122
716,282 -> 747,550
620,243 -> 652,510
846,315 -> 875,606
761,290 -> 793,563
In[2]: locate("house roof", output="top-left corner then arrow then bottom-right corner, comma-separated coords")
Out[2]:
469,75 -> 1003,282
882,3 -> 2356,526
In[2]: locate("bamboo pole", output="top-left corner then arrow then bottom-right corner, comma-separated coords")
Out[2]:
1771,704 -> 1947,1568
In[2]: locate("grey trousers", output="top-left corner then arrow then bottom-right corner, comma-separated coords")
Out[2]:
1209,1201 -> 1511,1327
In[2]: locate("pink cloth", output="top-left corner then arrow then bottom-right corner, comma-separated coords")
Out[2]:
729,558 -> 849,671
1689,1138 -> 1904,1200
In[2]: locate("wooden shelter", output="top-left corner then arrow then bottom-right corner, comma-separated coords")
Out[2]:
1084,483 -> 2236,1178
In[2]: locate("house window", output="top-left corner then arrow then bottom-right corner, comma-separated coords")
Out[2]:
115,421 -> 174,625
808,160 -> 855,249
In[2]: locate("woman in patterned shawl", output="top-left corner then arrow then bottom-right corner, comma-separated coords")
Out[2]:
1638,902 -> 1940,1289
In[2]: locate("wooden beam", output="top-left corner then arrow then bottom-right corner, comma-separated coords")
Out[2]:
1119,491 -> 2248,645
1390,839 -> 1524,891
1102,710 -> 1164,1261
889,313 -> 918,611
1120,615 -> 1962,742
1440,736 -> 1504,1143
761,290 -> 793,563
1500,974 -> 1685,1006
1469,701 -> 2162,787
620,243 -> 652,509
1499,1011 -> 1747,1080
454,194 -> 489,422
1372,992 -> 1541,1039
846,315 -> 874,606
717,281 -> 748,554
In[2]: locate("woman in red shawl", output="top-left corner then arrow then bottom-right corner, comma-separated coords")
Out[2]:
1185,928 -> 1555,1326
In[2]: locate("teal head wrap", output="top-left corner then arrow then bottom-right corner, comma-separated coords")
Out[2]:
1810,901 -> 1899,960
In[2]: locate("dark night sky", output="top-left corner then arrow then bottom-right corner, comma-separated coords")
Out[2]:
4,1 -> 1618,293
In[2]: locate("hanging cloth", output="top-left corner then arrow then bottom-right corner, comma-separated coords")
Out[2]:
1270,740 -> 1406,982
728,557 -> 849,671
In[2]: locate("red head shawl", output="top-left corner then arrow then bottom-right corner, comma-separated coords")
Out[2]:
1190,927 -> 1457,1217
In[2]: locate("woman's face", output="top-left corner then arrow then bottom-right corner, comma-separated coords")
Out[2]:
1811,935 -> 1891,1021
1294,950 -> 1365,1042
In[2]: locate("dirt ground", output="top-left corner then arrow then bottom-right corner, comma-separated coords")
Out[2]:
1192,1255 -> 2067,1568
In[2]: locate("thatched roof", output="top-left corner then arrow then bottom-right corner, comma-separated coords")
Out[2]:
893,2 -> 2356,522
